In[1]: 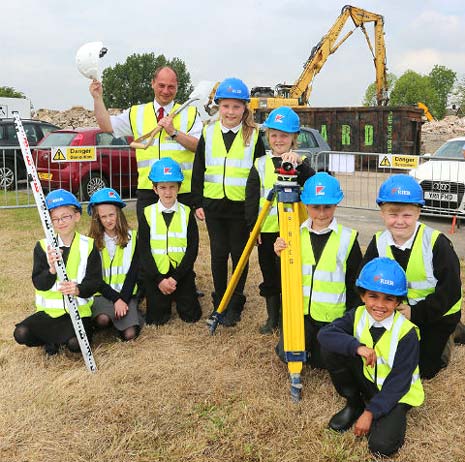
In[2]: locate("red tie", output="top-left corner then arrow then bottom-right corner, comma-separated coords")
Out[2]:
157,107 -> 164,122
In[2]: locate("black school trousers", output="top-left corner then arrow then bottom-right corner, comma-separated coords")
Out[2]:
144,270 -> 201,325
323,350 -> 411,457
204,214 -> 249,298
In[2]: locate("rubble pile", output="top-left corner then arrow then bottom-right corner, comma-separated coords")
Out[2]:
32,106 -> 465,154
33,106 -> 122,129
421,115 -> 465,153
422,115 -> 465,136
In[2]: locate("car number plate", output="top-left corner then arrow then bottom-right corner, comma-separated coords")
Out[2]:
424,191 -> 457,201
38,172 -> 53,181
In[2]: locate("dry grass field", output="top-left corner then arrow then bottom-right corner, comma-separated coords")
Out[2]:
0,206 -> 464,462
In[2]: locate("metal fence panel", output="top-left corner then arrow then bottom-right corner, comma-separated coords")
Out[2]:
2,147 -> 465,221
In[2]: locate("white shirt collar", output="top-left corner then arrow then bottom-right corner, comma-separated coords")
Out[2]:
301,217 -> 338,235
385,222 -> 420,250
220,122 -> 241,134
157,200 -> 179,214
366,310 -> 395,330
153,100 -> 174,114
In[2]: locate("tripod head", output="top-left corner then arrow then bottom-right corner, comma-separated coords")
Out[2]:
275,161 -> 299,185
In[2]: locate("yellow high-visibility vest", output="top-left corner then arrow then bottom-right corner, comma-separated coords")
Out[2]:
144,202 -> 189,275
129,102 -> 197,192
301,224 -> 357,321
353,306 -> 424,407
203,122 -> 257,201
35,233 -> 94,318
376,224 -> 462,317
99,229 -> 137,296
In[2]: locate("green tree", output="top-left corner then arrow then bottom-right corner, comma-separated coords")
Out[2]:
0,86 -> 25,98
362,73 -> 397,106
102,53 -> 193,108
389,70 -> 439,115
428,65 -> 456,119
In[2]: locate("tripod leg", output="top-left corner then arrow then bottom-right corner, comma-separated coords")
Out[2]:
208,197 -> 274,334
279,201 -> 306,401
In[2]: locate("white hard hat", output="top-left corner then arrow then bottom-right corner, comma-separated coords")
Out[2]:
76,42 -> 108,80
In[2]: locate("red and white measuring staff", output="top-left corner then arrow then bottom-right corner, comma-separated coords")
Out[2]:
13,112 -> 97,372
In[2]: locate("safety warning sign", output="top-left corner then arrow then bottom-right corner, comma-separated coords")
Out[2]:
378,154 -> 418,169
51,146 -> 97,162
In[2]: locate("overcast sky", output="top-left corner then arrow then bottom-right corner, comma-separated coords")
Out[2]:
2,0 -> 464,111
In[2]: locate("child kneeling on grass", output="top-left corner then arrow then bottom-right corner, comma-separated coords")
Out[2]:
87,187 -> 143,341
13,189 -> 101,355
318,257 -> 424,458
138,157 -> 201,325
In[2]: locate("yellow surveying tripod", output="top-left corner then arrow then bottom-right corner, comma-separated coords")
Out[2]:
208,165 -> 306,402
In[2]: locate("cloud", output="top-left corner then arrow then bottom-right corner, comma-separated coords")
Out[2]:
2,1 -> 465,111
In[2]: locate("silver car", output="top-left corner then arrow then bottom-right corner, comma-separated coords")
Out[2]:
410,136 -> 465,218
261,126 -> 331,172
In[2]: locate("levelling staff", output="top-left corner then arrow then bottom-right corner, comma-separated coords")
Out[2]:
14,190 -> 101,355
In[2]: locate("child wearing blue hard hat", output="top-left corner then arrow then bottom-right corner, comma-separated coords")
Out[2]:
13,189 -> 101,356
274,172 -> 362,368
245,106 -> 315,334
138,157 -> 201,325
191,77 -> 266,327
362,173 -> 462,379
87,187 -> 143,341
318,257 -> 424,458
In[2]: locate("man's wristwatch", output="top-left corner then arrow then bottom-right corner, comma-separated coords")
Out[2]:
171,130 -> 179,139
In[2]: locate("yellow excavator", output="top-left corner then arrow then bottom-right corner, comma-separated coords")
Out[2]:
203,5 -> 389,115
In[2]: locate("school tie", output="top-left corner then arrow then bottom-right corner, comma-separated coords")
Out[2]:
369,325 -> 386,345
157,107 -> 164,122
162,210 -> 174,227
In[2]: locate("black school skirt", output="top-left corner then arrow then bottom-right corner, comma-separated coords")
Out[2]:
16,311 -> 93,345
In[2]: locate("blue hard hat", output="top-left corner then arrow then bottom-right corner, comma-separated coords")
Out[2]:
87,187 -> 126,216
214,77 -> 250,103
301,172 -> 344,205
356,257 -> 408,297
376,174 -> 425,206
263,107 -> 300,133
148,157 -> 184,183
46,189 -> 82,213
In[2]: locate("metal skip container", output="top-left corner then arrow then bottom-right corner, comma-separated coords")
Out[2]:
255,106 -> 423,156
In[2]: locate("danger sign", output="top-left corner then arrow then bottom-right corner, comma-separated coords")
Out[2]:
51,146 -> 97,162
378,154 -> 418,170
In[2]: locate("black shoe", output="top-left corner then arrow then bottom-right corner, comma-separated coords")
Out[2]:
220,309 -> 240,327
329,401 -> 365,432
44,343 -> 59,356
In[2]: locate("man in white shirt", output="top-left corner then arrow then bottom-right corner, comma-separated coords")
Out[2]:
90,66 -> 202,219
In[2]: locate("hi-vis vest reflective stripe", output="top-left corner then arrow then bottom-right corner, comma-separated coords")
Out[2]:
144,202 -> 189,275
376,224 -> 462,317
301,224 -> 357,321
129,102 -> 197,192
99,230 -> 137,295
203,122 -> 258,201
35,233 -> 94,318
354,307 -> 424,407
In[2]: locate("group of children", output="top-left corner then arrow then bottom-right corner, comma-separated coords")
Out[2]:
13,77 -> 463,458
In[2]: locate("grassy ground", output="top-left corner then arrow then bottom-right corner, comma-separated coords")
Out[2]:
0,207 -> 464,462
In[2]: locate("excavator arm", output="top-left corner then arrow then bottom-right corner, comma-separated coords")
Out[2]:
289,5 -> 389,106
